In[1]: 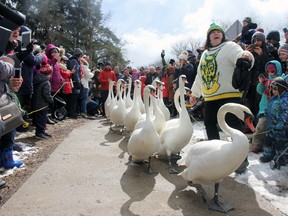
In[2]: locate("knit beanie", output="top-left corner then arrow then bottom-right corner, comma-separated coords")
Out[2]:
105,61 -> 112,66
270,77 -> 288,95
169,59 -> 175,64
61,55 -> 68,61
40,61 -> 52,74
278,43 -> 288,54
267,30 -> 280,42
73,48 -> 83,57
243,17 -> 252,24
251,31 -> 265,43
207,23 -> 225,37
82,55 -> 89,62
266,63 -> 277,73
178,50 -> 188,60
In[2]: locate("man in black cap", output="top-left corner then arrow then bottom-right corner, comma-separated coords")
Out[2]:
66,48 -> 83,118
98,61 -> 117,116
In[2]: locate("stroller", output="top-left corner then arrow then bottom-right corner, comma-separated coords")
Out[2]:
187,97 -> 204,122
50,95 -> 67,121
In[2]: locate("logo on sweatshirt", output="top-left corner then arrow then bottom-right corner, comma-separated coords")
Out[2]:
200,50 -> 220,95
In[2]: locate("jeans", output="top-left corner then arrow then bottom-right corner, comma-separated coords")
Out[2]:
0,130 -> 16,151
79,87 -> 89,114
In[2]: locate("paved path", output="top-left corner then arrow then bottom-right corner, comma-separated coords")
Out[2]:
0,118 -> 283,216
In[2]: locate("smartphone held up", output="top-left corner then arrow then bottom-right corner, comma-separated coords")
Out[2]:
20,30 -> 31,51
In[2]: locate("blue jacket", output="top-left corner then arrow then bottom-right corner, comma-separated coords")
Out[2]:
18,53 -> 43,95
266,91 -> 288,141
257,60 -> 282,117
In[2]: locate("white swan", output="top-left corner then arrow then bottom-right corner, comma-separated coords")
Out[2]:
127,85 -> 161,173
164,86 -> 191,130
110,79 -> 126,129
125,77 -> 133,108
157,75 -> 193,174
157,81 -> 170,121
124,80 -> 142,134
134,91 -> 165,135
105,81 -> 116,120
177,103 -> 255,213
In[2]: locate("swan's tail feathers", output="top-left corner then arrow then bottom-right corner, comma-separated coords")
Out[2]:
178,168 -> 188,181
177,154 -> 187,166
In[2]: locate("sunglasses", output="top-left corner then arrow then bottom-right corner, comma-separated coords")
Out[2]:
271,86 -> 278,91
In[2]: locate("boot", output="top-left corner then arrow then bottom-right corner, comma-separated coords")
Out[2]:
1,149 -> 23,169
0,179 -> 6,188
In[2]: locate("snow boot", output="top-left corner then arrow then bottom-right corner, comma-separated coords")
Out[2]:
0,179 -> 6,188
1,149 -> 23,169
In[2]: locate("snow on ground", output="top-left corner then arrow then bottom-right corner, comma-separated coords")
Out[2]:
0,131 -> 38,177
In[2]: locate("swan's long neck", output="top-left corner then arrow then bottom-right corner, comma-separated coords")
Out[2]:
174,88 -> 181,113
116,80 -> 121,99
128,79 -> 132,95
143,89 -> 151,121
133,85 -> 139,106
151,93 -> 159,114
179,81 -> 189,120
217,109 -> 238,137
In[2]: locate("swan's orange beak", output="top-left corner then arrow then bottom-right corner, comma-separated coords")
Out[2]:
244,114 -> 255,133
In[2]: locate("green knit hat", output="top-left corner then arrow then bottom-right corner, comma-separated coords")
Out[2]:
207,23 -> 225,37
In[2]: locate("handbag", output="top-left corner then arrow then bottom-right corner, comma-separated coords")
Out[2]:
0,93 -> 24,136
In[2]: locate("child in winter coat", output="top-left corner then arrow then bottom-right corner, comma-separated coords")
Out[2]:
278,43 -> 288,74
251,60 -> 283,153
32,61 -> 54,139
59,56 -> 74,102
259,77 -> 288,166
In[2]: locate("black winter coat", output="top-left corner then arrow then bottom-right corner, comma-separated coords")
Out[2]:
32,73 -> 54,110
174,63 -> 195,89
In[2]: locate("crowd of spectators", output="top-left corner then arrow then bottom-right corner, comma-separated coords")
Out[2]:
1,16 -> 288,190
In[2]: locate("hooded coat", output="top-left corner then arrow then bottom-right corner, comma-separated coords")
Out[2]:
32,73 -> 54,110
45,44 -> 64,93
256,60 -> 283,117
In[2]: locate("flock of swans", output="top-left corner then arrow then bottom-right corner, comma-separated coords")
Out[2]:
103,74 -> 255,213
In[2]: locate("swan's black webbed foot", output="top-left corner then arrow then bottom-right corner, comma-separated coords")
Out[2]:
168,156 -> 179,174
144,157 -> 158,174
208,183 -> 234,213
188,182 -> 209,203
208,197 -> 234,213
168,166 -> 179,174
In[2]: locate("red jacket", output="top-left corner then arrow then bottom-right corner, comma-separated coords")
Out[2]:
161,75 -> 168,98
139,76 -> 146,99
98,69 -> 117,90
59,64 -> 73,94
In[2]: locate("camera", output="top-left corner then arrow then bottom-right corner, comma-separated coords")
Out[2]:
0,3 -> 26,55
14,68 -> 21,78
250,44 -> 258,49
20,30 -> 31,51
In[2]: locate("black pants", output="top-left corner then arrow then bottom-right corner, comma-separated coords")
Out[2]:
204,98 -> 243,140
65,93 -> 79,118
100,90 -> 109,115
34,109 -> 48,134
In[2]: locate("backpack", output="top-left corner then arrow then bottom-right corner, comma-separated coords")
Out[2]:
232,58 -> 252,93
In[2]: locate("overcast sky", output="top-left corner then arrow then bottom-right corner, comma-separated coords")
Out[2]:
101,0 -> 288,68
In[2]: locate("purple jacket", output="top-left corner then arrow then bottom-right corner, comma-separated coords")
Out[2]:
45,44 -> 64,93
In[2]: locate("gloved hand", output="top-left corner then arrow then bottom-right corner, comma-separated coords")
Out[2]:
16,42 -> 34,61
161,50 -> 165,58
73,82 -> 81,90
48,101 -> 54,109
274,122 -> 284,131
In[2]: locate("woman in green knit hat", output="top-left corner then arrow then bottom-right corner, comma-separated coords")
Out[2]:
189,23 -> 255,174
